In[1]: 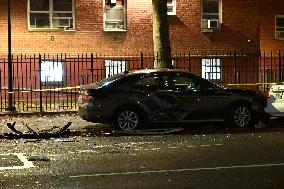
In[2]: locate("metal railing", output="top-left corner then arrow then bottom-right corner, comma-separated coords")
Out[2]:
0,51 -> 283,112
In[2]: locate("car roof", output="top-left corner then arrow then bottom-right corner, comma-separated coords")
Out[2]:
125,68 -> 187,75
81,69 -> 191,89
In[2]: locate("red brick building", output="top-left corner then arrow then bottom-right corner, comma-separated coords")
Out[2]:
0,0 -> 283,56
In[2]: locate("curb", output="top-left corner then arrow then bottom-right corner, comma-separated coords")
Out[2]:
0,110 -> 78,117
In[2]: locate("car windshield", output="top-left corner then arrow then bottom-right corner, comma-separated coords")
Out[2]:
96,74 -> 125,88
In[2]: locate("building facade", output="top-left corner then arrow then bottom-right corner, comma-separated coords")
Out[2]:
0,0 -> 284,112
0,0 -> 282,56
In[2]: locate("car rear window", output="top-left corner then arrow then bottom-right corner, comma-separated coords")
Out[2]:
96,74 -> 125,88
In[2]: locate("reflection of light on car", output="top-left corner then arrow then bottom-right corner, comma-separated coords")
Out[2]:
97,76 -> 123,88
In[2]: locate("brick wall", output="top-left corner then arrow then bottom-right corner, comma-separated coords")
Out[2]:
260,0 -> 284,52
0,0 -> 264,56
171,0 -> 260,54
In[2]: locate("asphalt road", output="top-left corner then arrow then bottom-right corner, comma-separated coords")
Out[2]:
0,120 -> 283,189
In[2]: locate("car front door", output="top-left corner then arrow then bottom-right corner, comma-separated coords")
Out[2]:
168,73 -> 231,121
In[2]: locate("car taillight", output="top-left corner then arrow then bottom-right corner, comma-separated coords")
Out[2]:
81,91 -> 93,102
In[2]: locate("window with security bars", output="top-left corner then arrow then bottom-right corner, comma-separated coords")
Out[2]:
275,16 -> 284,40
167,0 -> 176,15
41,61 -> 64,85
104,60 -> 128,78
28,0 -> 75,31
104,0 -> 126,31
201,0 -> 221,30
201,58 -> 222,81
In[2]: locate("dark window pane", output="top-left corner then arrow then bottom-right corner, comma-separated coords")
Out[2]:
203,0 -> 219,14
276,17 -> 284,27
53,13 -> 73,18
30,0 -> 49,11
30,13 -> 50,28
202,14 -> 219,19
276,27 -> 284,32
53,0 -> 73,11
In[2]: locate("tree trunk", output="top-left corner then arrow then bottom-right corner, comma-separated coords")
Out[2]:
152,0 -> 172,68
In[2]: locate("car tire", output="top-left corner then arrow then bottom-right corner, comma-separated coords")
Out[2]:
228,103 -> 253,127
113,107 -> 142,131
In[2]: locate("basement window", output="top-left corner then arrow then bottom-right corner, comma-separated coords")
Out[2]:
41,61 -> 64,85
201,0 -> 221,31
28,0 -> 75,31
201,58 -> 222,81
104,0 -> 127,32
167,0 -> 176,15
275,16 -> 284,40
105,60 -> 128,78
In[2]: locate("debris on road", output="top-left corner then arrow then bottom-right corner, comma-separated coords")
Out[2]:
27,155 -> 50,161
24,139 -> 42,143
7,122 -> 22,135
4,122 -> 73,139
114,128 -> 184,135
54,138 -> 77,143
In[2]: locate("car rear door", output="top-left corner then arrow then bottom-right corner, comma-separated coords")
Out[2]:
131,73 -> 177,121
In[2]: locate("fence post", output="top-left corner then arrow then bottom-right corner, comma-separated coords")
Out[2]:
91,53 -> 94,83
140,52 -> 144,69
188,51 -> 191,73
39,54 -> 43,112
7,0 -> 16,112
279,50 -> 282,82
234,51 -> 238,84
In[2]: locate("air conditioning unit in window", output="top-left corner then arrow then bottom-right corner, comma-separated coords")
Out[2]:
202,19 -> 219,29
106,7 -> 123,21
57,19 -> 71,28
276,31 -> 284,39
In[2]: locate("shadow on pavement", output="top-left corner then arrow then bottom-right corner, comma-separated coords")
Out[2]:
78,118 -> 284,137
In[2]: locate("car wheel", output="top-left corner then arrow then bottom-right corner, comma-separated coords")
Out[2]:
229,103 -> 252,127
114,108 -> 142,131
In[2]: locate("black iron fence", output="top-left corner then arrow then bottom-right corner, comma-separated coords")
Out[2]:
0,51 -> 283,112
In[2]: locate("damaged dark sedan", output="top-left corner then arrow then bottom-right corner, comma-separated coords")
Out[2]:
78,69 -> 267,130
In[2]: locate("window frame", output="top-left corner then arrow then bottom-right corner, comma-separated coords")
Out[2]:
167,0 -> 176,16
28,0 -> 75,31
201,0 -> 222,31
103,0 -> 127,32
275,15 -> 284,40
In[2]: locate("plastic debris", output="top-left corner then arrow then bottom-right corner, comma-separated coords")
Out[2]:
5,122 -> 72,139
27,155 -> 50,161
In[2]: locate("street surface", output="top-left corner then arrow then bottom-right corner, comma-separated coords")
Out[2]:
0,114 -> 283,189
